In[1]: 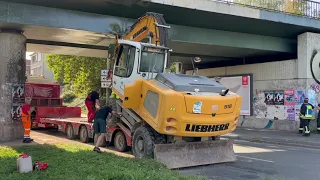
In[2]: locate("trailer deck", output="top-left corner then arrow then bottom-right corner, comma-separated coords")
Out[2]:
37,116 -> 132,152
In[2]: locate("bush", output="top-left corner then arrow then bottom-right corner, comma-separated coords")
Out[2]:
61,91 -> 77,103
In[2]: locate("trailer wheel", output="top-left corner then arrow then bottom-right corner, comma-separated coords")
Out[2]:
66,124 -> 75,139
132,126 -> 154,158
79,126 -> 89,143
114,131 -> 128,152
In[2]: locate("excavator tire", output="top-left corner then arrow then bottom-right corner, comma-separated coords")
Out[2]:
132,126 -> 155,158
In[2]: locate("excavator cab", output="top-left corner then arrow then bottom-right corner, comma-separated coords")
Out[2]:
111,40 -> 170,95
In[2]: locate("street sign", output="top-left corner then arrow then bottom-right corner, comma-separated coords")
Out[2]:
101,69 -> 108,76
101,81 -> 111,88
101,75 -> 108,82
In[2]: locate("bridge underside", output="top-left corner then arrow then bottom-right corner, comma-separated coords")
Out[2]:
15,22 -> 295,70
6,0 -> 320,39
0,0 -> 304,69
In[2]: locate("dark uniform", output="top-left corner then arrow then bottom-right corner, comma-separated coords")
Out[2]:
299,99 -> 314,136
317,104 -> 320,133
93,105 -> 112,153
93,106 -> 112,134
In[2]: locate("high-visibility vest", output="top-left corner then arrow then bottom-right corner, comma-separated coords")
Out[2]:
110,91 -> 120,99
21,111 -> 30,122
301,105 -> 313,119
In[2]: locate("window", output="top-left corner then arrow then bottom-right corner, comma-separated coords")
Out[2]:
143,90 -> 159,118
114,45 -> 136,77
139,51 -> 165,73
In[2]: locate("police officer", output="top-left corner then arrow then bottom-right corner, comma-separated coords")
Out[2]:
299,98 -> 314,136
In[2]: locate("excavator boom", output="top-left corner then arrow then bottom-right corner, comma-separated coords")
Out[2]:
121,12 -> 170,46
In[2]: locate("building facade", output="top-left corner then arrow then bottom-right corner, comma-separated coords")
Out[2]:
30,52 -> 54,80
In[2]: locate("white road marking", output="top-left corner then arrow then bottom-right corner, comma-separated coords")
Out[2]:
236,155 -> 274,163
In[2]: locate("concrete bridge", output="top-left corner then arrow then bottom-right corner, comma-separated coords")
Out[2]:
2,0 -> 320,141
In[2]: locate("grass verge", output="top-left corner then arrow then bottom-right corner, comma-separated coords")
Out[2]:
0,143 -> 205,180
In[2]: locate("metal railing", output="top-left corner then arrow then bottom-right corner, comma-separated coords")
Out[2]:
214,0 -> 320,19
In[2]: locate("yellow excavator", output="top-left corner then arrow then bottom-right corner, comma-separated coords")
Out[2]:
106,12 -> 242,169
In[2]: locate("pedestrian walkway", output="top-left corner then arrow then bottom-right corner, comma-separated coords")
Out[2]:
223,128 -> 320,149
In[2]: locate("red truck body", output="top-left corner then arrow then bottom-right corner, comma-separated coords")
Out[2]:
28,81 -> 132,150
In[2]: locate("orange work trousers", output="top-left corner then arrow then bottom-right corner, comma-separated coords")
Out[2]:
21,112 -> 31,139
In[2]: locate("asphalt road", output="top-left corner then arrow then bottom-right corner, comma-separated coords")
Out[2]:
179,140 -> 320,180
26,129 -> 320,180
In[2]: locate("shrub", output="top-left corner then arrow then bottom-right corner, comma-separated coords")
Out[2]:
61,91 -> 77,103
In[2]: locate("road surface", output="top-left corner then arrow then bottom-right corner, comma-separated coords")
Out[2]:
179,140 -> 320,180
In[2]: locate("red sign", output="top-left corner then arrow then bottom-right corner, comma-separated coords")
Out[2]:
242,76 -> 248,86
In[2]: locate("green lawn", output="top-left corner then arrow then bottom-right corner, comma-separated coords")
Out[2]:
0,143 -> 205,180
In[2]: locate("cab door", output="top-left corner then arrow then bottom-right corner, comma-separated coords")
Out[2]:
112,44 -> 137,96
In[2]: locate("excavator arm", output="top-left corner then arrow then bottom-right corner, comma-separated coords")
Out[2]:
111,12 -> 170,60
121,12 -> 170,46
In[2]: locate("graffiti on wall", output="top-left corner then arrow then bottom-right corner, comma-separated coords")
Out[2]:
310,50 -> 320,84
253,89 -> 317,121
11,84 -> 25,121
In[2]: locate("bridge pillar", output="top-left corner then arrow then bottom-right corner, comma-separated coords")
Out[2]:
297,32 -> 320,81
298,32 -> 320,131
0,30 -> 26,142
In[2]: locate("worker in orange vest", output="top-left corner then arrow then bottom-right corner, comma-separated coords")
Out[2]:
21,97 -> 33,143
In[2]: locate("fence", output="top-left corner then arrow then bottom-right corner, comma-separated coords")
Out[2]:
214,0 -> 320,19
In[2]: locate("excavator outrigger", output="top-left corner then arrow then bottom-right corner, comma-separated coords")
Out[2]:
106,12 -> 242,169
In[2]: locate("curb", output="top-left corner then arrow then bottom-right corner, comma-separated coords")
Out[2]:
222,135 -> 320,149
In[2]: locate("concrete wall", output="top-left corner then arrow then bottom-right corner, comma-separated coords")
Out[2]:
186,60 -> 304,131
186,32 -> 320,132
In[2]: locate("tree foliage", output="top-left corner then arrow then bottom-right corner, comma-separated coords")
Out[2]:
233,0 -> 311,16
46,54 -> 107,97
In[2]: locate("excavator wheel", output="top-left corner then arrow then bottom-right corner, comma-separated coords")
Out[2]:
132,126 -> 154,158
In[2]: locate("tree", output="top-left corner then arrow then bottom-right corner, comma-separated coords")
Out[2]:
283,0 -> 309,16
46,54 -> 108,97
233,0 -> 310,16
233,0 -> 283,10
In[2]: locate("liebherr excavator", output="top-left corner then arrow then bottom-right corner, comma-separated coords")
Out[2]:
107,12 -> 242,169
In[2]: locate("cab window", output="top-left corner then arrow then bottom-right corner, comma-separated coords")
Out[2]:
114,45 -> 136,77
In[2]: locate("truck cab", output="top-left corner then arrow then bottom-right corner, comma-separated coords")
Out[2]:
112,40 -> 170,96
